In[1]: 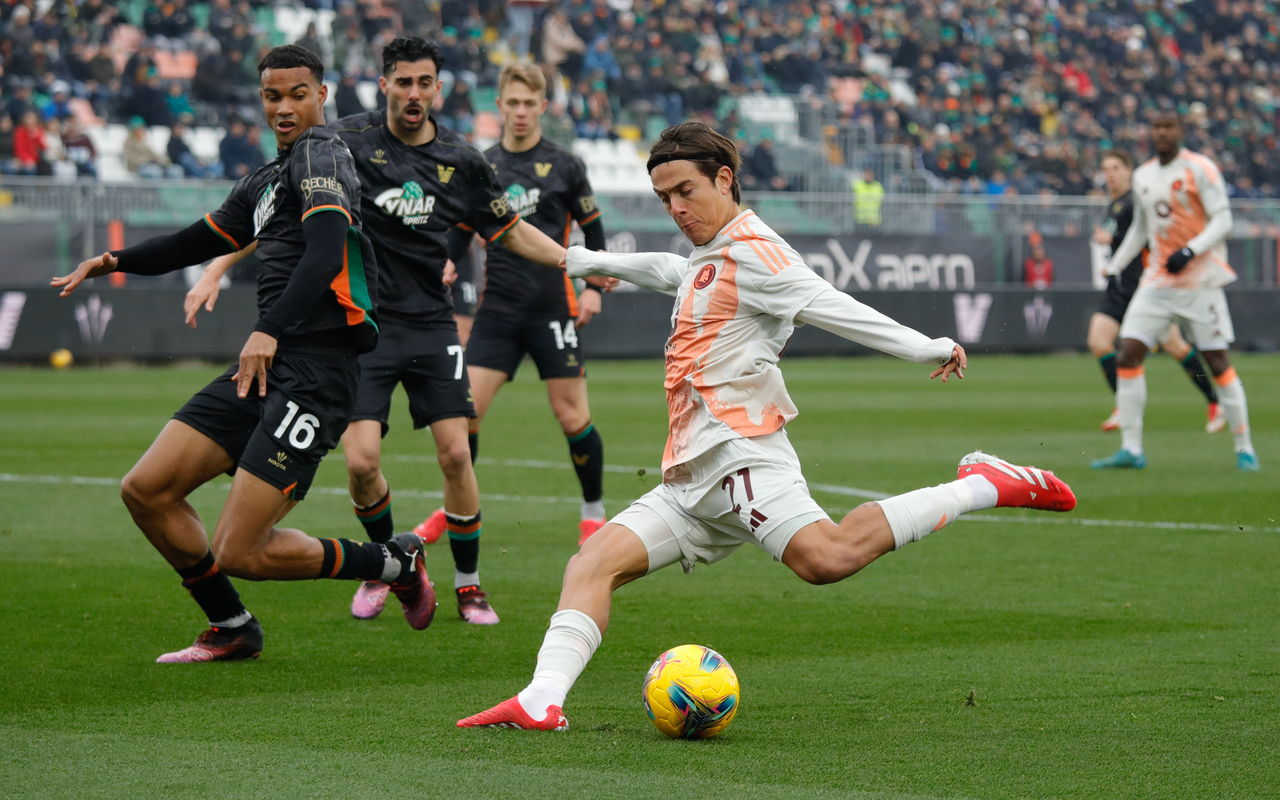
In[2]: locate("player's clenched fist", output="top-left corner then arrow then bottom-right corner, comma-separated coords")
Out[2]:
51,252 -> 118,297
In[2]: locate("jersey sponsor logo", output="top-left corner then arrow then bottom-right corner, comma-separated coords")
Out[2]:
254,182 -> 279,236
374,180 -> 437,225
371,149 -> 388,165
268,451 -> 289,470
534,162 -> 553,177
300,175 -> 345,200
438,165 -> 456,183
579,195 -> 598,215
489,196 -> 511,218
0,291 -> 26,350
693,264 -> 716,289
504,183 -> 541,219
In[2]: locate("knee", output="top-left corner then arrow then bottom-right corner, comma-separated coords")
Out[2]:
789,554 -> 850,586
210,539 -> 262,580
1116,340 -> 1146,369
120,471 -> 169,515
437,443 -> 473,477
345,452 -> 381,486
1088,340 -> 1114,359
556,408 -> 590,435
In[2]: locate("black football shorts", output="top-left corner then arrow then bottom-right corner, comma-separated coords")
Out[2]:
466,310 -> 586,381
351,321 -> 476,435
173,348 -> 360,500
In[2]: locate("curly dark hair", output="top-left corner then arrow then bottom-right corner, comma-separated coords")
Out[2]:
257,44 -> 324,84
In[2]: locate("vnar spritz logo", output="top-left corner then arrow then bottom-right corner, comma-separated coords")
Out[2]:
375,181 -> 436,225
254,182 -> 279,236
505,183 -> 541,219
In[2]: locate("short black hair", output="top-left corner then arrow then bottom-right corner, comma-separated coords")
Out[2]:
257,44 -> 324,84
382,36 -> 443,75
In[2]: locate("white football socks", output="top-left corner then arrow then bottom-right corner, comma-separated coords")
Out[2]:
581,500 -> 605,521
877,475 -> 997,550
1116,368 -> 1147,455
517,609 -> 601,720
1215,371 -> 1254,453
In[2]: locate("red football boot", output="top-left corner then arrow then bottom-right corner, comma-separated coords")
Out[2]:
413,509 -> 448,544
958,451 -> 1076,512
457,696 -> 568,731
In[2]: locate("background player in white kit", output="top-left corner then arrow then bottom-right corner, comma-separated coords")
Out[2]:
1092,110 -> 1259,472
458,123 -> 1078,731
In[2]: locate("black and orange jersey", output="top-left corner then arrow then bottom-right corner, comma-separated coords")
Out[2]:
1102,190 -> 1143,298
482,137 -> 601,317
204,126 -> 378,351
331,111 -> 519,329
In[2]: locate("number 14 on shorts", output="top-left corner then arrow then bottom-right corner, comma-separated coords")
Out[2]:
549,320 -> 578,350
722,467 -> 768,531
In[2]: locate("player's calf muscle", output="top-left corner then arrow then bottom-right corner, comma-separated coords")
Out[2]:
783,506 -> 893,585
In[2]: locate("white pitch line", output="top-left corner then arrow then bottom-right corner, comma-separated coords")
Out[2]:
3,471 -> 1277,533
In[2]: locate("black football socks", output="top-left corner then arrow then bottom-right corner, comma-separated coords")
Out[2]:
177,550 -> 250,627
566,422 -> 604,505
318,537 -> 416,583
1181,349 -> 1219,405
467,431 -> 479,464
1099,352 -> 1118,393
353,490 -> 394,544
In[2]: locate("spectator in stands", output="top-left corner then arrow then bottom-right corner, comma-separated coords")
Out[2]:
296,23 -> 324,64
40,118 -> 77,180
124,68 -> 173,127
218,116 -> 262,180
166,82 -> 195,120
571,79 -> 613,140
852,168 -> 884,226
582,35 -> 621,86
646,61 -> 682,126
0,115 -> 18,175
6,81 -> 36,124
168,119 -> 221,179
207,0 -> 243,53
439,80 -> 474,133
541,99 -> 576,149
506,0 -> 547,61
543,10 -> 586,81
40,81 -> 72,122
335,73 -> 366,119
124,116 -> 182,179
332,20 -> 374,78
743,137 -> 790,192
1023,243 -> 1054,290
61,118 -> 97,178
12,110 -> 44,175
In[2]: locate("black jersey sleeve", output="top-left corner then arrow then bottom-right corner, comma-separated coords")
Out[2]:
112,219 -> 236,275
290,132 -> 356,225
457,153 -> 520,243
1109,196 -> 1134,256
203,175 -> 258,252
567,157 -> 602,227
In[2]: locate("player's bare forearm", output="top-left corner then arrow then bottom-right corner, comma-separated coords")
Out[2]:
185,242 -> 257,328
505,220 -> 567,268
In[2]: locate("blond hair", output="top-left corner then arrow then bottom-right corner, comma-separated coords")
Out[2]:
498,63 -> 547,98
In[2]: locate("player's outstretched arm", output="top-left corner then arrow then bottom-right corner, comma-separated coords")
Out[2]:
53,218 -> 236,297
564,245 -> 684,296
504,219 -> 568,268
185,241 -> 258,328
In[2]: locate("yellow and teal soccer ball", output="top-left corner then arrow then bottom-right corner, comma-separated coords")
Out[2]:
642,644 -> 740,739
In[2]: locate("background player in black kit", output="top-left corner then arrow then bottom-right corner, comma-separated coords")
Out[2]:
1085,149 -> 1223,433
52,46 -> 436,664
190,38 -> 601,625
460,63 -> 610,547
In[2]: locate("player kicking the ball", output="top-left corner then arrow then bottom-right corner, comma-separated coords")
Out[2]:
52,46 -> 436,663
1092,110 -> 1259,472
457,123 -> 1077,730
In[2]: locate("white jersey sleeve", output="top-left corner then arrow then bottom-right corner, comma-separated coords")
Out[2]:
795,289 -> 958,365
1187,159 -> 1232,256
565,246 -> 686,296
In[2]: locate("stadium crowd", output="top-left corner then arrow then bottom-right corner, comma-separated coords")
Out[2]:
2,0 -> 1280,197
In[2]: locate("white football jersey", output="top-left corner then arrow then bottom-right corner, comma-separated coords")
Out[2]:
567,209 -> 956,477
1130,148 -> 1235,290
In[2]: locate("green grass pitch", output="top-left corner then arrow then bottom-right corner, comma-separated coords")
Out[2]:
1,354 -> 1277,799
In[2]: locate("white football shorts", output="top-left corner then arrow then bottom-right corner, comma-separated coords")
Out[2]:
1120,286 -> 1235,351
611,430 -> 830,575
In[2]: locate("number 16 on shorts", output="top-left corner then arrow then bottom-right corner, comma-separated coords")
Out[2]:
272,399 -> 320,450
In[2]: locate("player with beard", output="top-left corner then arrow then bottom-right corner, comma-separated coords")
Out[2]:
190,38 -> 613,624
461,63 -> 610,547
1092,110 -> 1258,472
458,123 -> 1077,731
1087,149 -> 1223,434
53,45 -> 437,663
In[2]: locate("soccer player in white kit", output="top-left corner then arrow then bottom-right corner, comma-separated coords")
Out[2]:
1092,110 -> 1260,472
458,123 -> 1078,731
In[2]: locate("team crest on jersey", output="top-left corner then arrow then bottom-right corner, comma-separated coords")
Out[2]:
535,162 -> 553,177
374,180 -> 437,225
693,264 -> 716,289
1172,179 -> 1182,191
370,149 -> 388,165
253,182 -> 279,236
505,183 -> 541,219
1111,202 -> 1122,214
438,165 -> 456,183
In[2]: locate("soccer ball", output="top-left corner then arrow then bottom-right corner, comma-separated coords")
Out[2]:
642,644 -> 740,739
49,349 -> 73,369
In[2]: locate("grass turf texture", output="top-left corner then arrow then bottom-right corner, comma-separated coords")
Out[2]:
1,354 -> 1278,799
